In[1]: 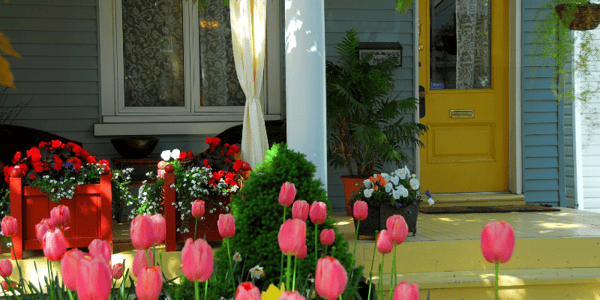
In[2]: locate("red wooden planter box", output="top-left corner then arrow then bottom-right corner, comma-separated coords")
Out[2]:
163,170 -> 228,252
9,171 -> 113,259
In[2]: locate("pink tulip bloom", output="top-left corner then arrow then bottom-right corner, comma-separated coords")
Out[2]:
235,282 -> 261,300
481,221 -> 515,263
192,200 -> 205,219
61,249 -> 85,291
280,291 -> 307,300
393,281 -> 419,300
181,238 -> 213,282
376,230 -> 393,254
0,260 -> 12,278
1,216 -> 17,237
136,266 -> 163,300
218,213 -> 235,239
150,214 -> 166,246
43,228 -> 67,261
297,244 -> 307,260
49,205 -> 70,228
112,263 -> 123,280
132,250 -> 153,278
130,215 -> 155,250
278,219 -> 307,256
386,215 -> 408,245
89,239 -> 111,262
35,218 -> 51,243
353,201 -> 368,221
292,200 -> 309,221
309,201 -> 327,224
320,229 -> 335,246
76,256 -> 112,300
315,256 -> 347,300
279,182 -> 296,207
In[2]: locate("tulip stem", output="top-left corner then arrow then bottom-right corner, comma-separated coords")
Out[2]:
145,249 -> 152,268
195,280 -> 200,300
280,206 -> 287,285
153,246 -> 156,266
314,224 -> 318,264
3,276 -> 18,300
226,239 -> 236,292
194,218 -> 198,241
323,245 -> 328,258
8,237 -> 25,294
379,257 -> 384,300
292,255 -> 297,292
204,279 -> 209,300
367,230 -> 378,300
286,255 -> 292,292
47,259 -> 55,300
67,289 -> 75,300
495,261 -> 499,300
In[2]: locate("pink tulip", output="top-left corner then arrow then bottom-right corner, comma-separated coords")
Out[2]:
393,281 -> 419,300
132,250 -> 153,278
43,228 -> 67,261
292,200 -> 309,221
192,200 -> 205,219
481,221 -> 515,263
278,219 -> 306,256
315,256 -> 347,300
136,266 -> 163,300
376,230 -> 393,254
280,291 -> 307,300
61,249 -> 85,291
35,218 -> 51,243
386,215 -> 408,245
320,229 -> 335,246
309,201 -> 327,224
181,238 -> 213,282
76,256 -> 112,300
89,239 -> 111,262
150,214 -> 166,246
1,216 -> 17,236
130,215 -> 155,250
49,205 -> 70,227
235,282 -> 261,300
0,260 -> 12,278
297,244 -> 307,260
279,182 -> 296,207
112,263 -> 123,280
218,213 -> 235,239
353,201 -> 368,221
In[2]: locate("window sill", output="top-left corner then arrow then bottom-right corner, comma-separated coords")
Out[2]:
94,114 -> 282,136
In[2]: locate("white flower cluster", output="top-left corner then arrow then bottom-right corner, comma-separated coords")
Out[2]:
161,149 -> 181,161
361,166 -> 420,202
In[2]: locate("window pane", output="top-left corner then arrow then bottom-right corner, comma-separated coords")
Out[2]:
199,0 -> 245,106
430,0 -> 491,90
122,0 -> 185,107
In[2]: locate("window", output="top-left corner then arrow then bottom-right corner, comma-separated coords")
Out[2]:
97,0 -> 281,134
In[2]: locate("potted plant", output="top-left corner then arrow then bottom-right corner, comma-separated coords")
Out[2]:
2,140 -> 135,259
136,137 -> 251,251
533,0 -> 600,103
326,29 -> 428,215
349,167 -> 434,237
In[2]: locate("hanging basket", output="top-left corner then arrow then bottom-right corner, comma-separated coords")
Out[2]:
555,3 -> 600,31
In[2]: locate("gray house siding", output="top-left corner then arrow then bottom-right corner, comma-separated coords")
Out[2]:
324,0 -> 416,211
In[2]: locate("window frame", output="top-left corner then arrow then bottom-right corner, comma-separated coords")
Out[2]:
96,0 -> 281,134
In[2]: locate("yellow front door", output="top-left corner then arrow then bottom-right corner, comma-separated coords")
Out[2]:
419,0 -> 509,193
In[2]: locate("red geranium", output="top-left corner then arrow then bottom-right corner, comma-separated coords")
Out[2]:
51,140 -> 63,149
12,151 -> 21,164
53,155 -> 62,171
86,156 -> 97,164
203,159 -> 210,168
27,147 -> 42,162
232,160 -> 242,172
32,161 -> 45,173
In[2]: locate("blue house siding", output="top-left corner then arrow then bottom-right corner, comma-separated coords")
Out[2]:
324,0 -> 415,211
521,0 -> 564,206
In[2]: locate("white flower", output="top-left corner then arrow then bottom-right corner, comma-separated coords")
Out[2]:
170,184 -> 176,189
362,179 -> 372,189
380,173 -> 390,180
399,187 -> 409,198
171,149 -> 181,160
249,265 -> 264,279
389,176 -> 399,186
232,252 -> 242,262
384,184 -> 393,193
397,167 -> 408,179
409,178 -> 419,190
161,150 -> 171,161
392,189 -> 401,200
428,198 -> 435,206
363,189 -> 374,198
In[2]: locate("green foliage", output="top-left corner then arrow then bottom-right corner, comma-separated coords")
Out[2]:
206,143 -> 361,299
395,0 -> 414,14
327,29 -> 428,177
533,0 -> 600,103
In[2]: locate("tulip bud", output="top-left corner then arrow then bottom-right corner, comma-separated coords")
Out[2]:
150,214 -> 166,246
320,229 -> 335,246
132,250 -> 153,278
481,221 -> 515,263
315,256 -> 347,300
292,200 -> 309,221
130,215 -> 155,250
181,238 -> 213,282
61,249 -> 85,291
35,218 -> 51,243
297,244 -> 307,260
393,281 -> 419,300
279,182 -> 296,207
0,260 -> 12,278
49,205 -> 70,228
112,263 -> 123,280
386,215 -> 408,245
136,266 -> 163,300
278,219 -> 306,256
353,200 -> 368,221
235,282 -> 261,300
376,230 -> 393,254
309,201 -> 327,224
88,239 -> 111,263
192,200 -> 206,219
1,216 -> 17,237
43,228 -> 67,261
76,256 -> 112,300
280,291 -> 307,300
218,214 -> 235,239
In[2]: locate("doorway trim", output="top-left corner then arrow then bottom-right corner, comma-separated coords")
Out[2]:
413,0 -> 523,195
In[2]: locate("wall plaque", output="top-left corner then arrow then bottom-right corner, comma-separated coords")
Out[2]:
356,42 -> 403,67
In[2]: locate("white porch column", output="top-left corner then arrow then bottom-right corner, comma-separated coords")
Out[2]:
284,0 -> 328,191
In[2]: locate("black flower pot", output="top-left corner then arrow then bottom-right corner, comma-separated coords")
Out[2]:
354,201 -> 420,239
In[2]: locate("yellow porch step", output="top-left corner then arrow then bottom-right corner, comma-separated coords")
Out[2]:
426,193 -> 525,207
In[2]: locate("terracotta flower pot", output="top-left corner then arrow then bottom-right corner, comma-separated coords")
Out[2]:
555,3 -> 600,31
340,176 -> 368,216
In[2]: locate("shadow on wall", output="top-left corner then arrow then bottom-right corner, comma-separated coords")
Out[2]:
215,119 -> 287,148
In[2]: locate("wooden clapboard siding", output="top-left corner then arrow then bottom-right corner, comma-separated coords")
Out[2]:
522,0 -> 563,206
325,0 -> 415,212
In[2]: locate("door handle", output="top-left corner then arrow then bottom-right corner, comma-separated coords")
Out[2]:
419,85 -> 425,118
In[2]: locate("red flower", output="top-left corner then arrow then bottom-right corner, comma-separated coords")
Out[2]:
27,147 -> 42,162
179,151 -> 188,161
98,159 -> 110,167
205,137 -> 214,145
29,174 -> 36,180
12,152 -> 21,164
81,150 -> 89,157
53,155 -> 62,171
213,170 -> 225,181
228,144 -> 240,156
86,156 -> 97,164
232,160 -> 242,172
51,140 -> 63,149
225,172 -> 236,185
187,151 -> 193,159
3,166 -> 11,183
33,161 -> 44,173
212,137 -> 221,146
67,158 -> 82,172
203,159 -> 210,168
224,158 -> 231,164
17,163 -> 28,174
39,141 -> 49,148
220,150 -> 225,157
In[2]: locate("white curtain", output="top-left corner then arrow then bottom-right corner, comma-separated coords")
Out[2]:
230,0 -> 269,168
456,0 -> 491,89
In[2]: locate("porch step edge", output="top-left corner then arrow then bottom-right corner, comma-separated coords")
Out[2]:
428,193 -> 525,207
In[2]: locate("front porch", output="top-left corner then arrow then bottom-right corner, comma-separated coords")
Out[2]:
2,208 -> 600,299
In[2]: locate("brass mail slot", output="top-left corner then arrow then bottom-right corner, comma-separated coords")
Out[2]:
449,109 -> 474,118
